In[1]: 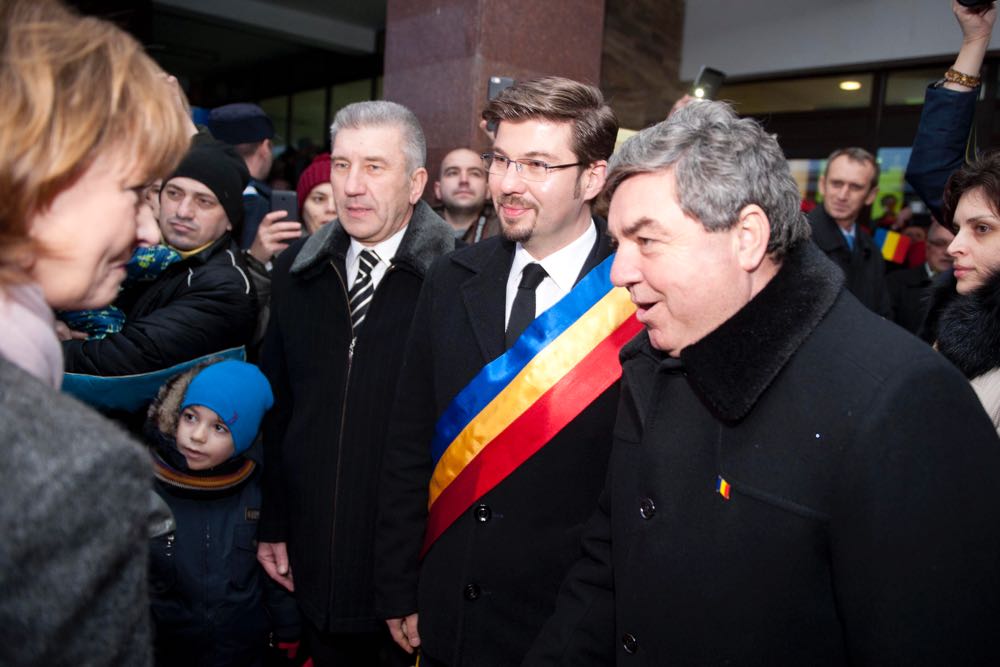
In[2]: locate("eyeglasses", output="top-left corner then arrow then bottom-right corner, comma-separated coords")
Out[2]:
481,153 -> 584,182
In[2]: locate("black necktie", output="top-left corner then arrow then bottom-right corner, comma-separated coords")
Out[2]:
506,263 -> 547,349
349,249 -> 379,330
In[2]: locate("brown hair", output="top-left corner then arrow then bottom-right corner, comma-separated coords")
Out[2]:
943,150 -> 1000,231
0,0 -> 191,285
482,76 -> 618,167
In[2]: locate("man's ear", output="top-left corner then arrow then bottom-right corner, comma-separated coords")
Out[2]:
409,167 -> 429,205
864,186 -> 879,206
735,204 -> 771,272
433,180 -> 442,202
581,161 -> 607,201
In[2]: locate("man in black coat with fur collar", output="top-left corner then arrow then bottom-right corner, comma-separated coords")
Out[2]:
257,101 -> 454,666
374,77 -> 622,666
524,101 -> 1000,666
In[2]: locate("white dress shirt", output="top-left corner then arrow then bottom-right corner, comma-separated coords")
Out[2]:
345,225 -> 408,291
504,221 -> 597,327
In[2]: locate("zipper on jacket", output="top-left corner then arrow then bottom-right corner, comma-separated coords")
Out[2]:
324,260 -> 394,625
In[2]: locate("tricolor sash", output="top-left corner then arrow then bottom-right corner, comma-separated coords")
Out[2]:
422,254 -> 642,556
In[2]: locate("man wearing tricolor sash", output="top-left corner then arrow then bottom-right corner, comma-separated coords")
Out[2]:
525,101 -> 1000,665
374,77 -> 632,666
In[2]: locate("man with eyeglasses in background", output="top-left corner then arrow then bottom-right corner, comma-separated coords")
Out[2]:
374,77 -> 631,666
887,219 -> 956,334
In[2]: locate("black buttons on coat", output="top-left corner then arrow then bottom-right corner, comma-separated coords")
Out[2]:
473,504 -> 492,523
464,583 -> 481,601
639,497 -> 656,519
622,633 -> 638,654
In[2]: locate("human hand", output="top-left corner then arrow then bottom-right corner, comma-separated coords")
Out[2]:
54,321 -> 87,341
249,211 -> 303,264
954,0 -> 996,45
386,613 -> 421,654
668,94 -> 697,118
162,73 -> 199,138
257,541 -> 295,592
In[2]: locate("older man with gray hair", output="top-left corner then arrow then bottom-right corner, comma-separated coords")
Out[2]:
525,100 -> 1000,666
257,100 -> 454,666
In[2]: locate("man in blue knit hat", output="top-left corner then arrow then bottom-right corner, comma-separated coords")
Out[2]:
210,103 -> 276,249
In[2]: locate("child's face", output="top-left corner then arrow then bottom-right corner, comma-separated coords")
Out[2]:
175,405 -> 236,470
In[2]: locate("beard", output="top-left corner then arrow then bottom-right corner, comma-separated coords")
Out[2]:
496,195 -> 536,243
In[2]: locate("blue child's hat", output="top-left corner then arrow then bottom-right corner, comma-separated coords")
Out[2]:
180,360 -> 273,456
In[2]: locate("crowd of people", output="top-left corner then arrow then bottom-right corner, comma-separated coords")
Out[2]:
4,0 -> 1000,665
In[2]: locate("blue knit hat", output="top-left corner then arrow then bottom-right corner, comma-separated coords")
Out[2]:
180,361 -> 274,456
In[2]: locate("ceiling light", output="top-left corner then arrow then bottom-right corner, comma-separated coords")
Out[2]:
839,80 -> 862,91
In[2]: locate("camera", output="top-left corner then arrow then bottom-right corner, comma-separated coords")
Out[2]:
956,0 -> 994,8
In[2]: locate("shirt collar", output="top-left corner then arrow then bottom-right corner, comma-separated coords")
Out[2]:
510,220 -> 597,291
347,223 -> 408,269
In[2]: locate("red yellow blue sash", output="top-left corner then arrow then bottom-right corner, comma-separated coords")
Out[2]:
422,254 -> 641,556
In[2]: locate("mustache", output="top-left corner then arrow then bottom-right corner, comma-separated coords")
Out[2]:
496,195 -> 535,209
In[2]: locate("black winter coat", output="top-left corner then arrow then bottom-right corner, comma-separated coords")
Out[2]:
375,222 -> 619,666
63,234 -> 257,376
525,242 -> 1000,666
886,264 -> 932,334
258,202 -> 455,634
808,205 -> 891,317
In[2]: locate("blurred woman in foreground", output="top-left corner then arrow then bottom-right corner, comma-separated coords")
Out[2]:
922,151 -> 1000,435
0,0 -> 190,663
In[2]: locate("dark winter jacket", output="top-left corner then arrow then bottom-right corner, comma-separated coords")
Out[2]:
808,205 -> 891,316
259,201 -> 455,633
63,233 -> 257,377
886,264 -> 933,334
525,242 -> 1000,666
375,221 -> 619,666
145,365 -> 299,667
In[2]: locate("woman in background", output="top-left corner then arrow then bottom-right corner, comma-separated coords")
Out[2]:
0,0 -> 190,663
922,151 -> 1000,435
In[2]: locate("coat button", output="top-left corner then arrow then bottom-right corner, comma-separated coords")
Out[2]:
639,497 -> 656,519
473,504 -> 492,523
622,633 -> 638,654
464,584 -> 481,601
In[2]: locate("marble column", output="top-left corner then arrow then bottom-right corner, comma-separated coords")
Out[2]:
383,0 -> 606,196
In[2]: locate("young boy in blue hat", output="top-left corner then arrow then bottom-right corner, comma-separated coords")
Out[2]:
145,359 -> 300,666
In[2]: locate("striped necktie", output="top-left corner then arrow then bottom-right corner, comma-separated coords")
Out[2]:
349,249 -> 379,330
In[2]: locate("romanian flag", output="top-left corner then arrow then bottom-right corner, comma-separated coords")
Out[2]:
422,255 -> 642,556
873,228 -> 911,264
717,476 -> 731,500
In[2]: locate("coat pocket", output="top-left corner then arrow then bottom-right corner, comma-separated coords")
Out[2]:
229,523 -> 260,591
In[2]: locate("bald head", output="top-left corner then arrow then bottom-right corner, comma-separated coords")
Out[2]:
435,148 -> 489,224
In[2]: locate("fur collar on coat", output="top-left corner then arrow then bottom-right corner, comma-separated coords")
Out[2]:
289,199 -> 454,277
921,269 -> 1000,380
622,241 -> 845,424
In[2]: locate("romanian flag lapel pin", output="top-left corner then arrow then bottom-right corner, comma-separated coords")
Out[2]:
716,476 -> 731,500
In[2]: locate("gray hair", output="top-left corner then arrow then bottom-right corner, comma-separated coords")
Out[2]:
606,100 -> 808,260
329,100 -> 426,173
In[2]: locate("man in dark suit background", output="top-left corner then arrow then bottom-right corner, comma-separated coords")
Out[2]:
808,147 -> 892,316
374,76 -> 621,666
887,220 -> 955,334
